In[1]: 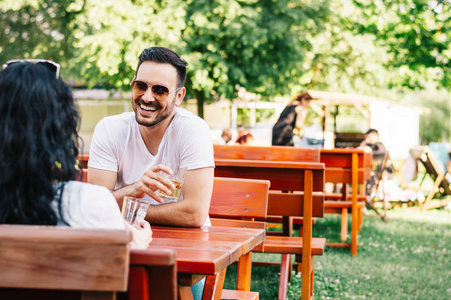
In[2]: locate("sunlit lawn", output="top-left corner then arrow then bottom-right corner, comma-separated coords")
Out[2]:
223,205 -> 451,299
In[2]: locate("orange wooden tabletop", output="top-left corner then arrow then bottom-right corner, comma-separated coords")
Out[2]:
214,158 -> 325,192
146,226 -> 266,275
215,158 -> 325,170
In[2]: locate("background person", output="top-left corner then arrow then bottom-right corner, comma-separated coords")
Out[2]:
235,125 -> 255,145
272,92 -> 314,146
0,59 -> 151,249
213,128 -> 232,145
359,128 -> 387,155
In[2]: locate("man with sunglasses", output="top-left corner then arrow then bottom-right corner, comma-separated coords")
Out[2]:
88,47 -> 215,229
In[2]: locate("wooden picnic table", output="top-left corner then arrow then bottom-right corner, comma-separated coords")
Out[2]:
320,148 -> 372,256
214,158 -> 325,300
144,225 -> 266,300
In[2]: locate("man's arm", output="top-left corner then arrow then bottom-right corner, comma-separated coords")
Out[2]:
145,167 -> 214,227
88,165 -> 175,208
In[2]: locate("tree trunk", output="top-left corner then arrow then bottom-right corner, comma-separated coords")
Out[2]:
195,90 -> 205,119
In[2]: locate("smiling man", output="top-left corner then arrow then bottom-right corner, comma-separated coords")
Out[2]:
88,47 -> 214,228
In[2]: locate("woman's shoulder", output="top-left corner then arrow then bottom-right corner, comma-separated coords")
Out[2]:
64,181 -> 114,202
65,180 -> 110,192
61,181 -> 124,229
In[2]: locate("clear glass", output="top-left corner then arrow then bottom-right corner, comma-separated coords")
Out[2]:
121,196 -> 150,226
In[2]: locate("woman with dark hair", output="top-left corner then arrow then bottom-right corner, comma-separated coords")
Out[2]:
0,60 -> 151,248
272,92 -> 314,146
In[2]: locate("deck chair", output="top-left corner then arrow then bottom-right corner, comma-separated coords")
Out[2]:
409,145 -> 451,210
365,151 -> 389,221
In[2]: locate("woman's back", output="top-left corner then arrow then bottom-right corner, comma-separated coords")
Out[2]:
0,60 -> 84,225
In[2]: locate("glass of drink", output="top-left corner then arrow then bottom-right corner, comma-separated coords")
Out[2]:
158,163 -> 186,203
121,196 -> 150,226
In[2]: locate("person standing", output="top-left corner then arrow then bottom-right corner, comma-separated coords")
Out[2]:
272,92 -> 314,146
88,47 -> 215,229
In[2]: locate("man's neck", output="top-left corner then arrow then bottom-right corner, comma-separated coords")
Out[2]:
138,114 -> 175,156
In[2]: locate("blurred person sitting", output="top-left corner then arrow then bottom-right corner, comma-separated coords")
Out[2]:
213,128 -> 232,145
235,125 -> 255,145
0,59 -> 151,249
359,128 -> 387,155
358,129 -> 395,196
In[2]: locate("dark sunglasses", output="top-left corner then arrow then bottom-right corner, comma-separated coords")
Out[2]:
130,80 -> 182,101
2,59 -> 60,79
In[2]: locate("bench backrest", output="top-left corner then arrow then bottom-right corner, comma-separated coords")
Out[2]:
214,144 -> 320,162
320,149 -> 372,184
214,159 -> 325,218
210,177 -> 270,220
0,225 -> 130,293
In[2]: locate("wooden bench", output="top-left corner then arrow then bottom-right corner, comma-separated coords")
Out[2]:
214,158 -> 325,300
0,225 -> 130,300
214,145 -> 320,231
210,177 -> 271,300
214,145 -> 371,256
320,149 -> 372,256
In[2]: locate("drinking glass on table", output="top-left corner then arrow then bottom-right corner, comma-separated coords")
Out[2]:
122,196 -> 150,226
158,162 -> 187,203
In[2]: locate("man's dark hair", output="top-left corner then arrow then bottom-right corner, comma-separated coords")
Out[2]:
137,47 -> 188,88
294,92 -> 313,102
366,128 -> 379,135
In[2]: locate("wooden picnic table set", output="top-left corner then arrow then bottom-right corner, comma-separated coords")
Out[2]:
0,146 -> 372,300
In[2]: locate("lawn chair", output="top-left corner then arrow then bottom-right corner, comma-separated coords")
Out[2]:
365,151 -> 389,221
409,145 -> 451,210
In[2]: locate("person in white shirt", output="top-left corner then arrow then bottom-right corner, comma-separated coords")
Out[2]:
88,47 -> 215,228
0,59 -> 151,249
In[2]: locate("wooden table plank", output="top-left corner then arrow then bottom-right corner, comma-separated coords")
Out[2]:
146,225 -> 266,299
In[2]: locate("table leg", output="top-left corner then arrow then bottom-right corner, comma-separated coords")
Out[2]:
301,169 -> 313,300
351,153 -> 359,256
178,286 -> 194,300
201,268 -> 227,300
236,252 -> 253,291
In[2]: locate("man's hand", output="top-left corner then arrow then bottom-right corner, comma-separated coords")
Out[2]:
130,164 -> 176,203
88,164 -> 176,205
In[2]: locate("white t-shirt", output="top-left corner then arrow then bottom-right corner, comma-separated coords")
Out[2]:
53,181 -> 125,229
89,108 -> 215,225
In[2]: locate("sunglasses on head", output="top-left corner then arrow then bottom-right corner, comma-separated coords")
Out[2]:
2,59 -> 60,79
130,79 -> 182,101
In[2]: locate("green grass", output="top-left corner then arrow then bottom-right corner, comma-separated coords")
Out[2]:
223,206 -> 451,299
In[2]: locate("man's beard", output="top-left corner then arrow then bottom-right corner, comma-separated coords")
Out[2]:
134,95 -> 177,127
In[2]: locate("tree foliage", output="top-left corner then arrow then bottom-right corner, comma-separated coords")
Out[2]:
0,0 -> 450,140
180,0 -> 330,115
0,0 -> 81,78
352,0 -> 451,89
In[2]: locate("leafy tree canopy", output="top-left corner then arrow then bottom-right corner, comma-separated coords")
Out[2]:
352,0 -> 451,89
0,0 -> 449,141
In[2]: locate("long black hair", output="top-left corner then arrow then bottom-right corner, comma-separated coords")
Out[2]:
0,61 -> 81,225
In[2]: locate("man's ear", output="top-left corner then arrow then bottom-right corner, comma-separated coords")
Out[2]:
175,87 -> 186,107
